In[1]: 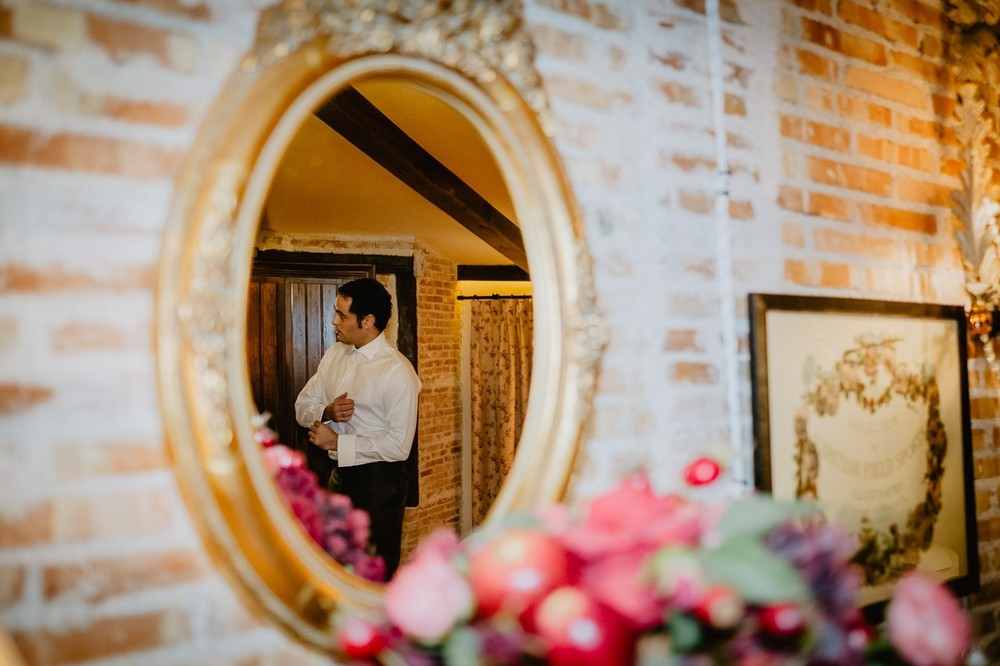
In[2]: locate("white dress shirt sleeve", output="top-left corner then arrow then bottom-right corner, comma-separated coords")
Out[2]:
294,347 -> 334,427
337,361 -> 421,466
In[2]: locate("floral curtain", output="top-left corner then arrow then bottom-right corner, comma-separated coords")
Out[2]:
469,297 -> 533,526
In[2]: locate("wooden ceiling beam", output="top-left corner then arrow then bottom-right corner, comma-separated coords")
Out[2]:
314,87 -> 528,272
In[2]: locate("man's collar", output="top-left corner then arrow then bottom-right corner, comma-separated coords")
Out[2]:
354,332 -> 386,359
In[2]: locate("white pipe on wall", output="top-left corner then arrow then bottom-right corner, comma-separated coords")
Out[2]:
705,0 -> 748,489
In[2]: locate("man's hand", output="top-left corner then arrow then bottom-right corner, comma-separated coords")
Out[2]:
325,392 -> 355,423
308,420 -> 338,452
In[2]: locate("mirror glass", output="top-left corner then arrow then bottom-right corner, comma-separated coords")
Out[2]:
248,78 -> 534,578
156,0 -> 602,650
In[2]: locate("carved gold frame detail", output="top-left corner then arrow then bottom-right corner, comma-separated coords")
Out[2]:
155,0 -> 604,651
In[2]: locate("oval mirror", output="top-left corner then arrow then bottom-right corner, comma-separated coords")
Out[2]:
156,0 -> 603,651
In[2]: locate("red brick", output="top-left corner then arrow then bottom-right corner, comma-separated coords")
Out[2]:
844,66 -> 928,108
782,223 -> 806,248
788,0 -> 832,12
932,94 -> 956,119
86,15 -> 194,72
839,95 -> 892,127
52,488 -> 174,543
807,191 -> 854,221
671,153 -> 715,172
44,551 -> 206,602
857,133 -> 890,161
53,322 -> 131,352
0,53 -> 29,104
889,50 -> 951,86
975,455 -> 1000,481
665,329 -> 701,352
529,24 -> 589,62
857,135 -> 933,171
104,0 -> 210,20
895,143 -> 933,171
784,258 -> 811,284
542,75 -> 633,110
729,200 -> 753,220
941,159 -> 965,177
805,87 -> 885,125
920,33 -> 946,60
535,0 -> 627,30
0,383 -> 53,414
820,262 -> 851,288
896,113 -> 954,143
98,97 -> 190,127
796,48 -> 838,80
972,396 -> 998,420
837,1 -> 919,48
801,18 -> 887,65
13,611 -> 193,664
657,80 -> 701,107
803,120 -> 848,151
0,125 -> 183,178
53,440 -> 168,479
0,503 -> 52,546
859,204 -> 937,234
679,190 -> 713,215
0,264 -> 155,292
0,565 -> 26,607
724,93 -> 746,116
778,186 -> 804,212
671,362 -> 717,384
895,176 -> 954,208
780,115 -> 803,140
883,0 -> 945,32
814,228 -> 897,259
807,157 -> 892,196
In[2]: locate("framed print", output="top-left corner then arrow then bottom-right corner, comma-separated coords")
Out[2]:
748,294 -> 979,608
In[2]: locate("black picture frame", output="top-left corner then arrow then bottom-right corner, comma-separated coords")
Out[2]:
748,293 -> 979,611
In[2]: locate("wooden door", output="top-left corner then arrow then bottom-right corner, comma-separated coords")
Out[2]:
246,252 -> 419,501
248,271 -> 371,484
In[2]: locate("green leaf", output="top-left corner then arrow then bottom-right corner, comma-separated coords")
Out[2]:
443,626 -> 482,666
716,495 -> 818,541
702,534 -> 810,603
666,611 -> 703,654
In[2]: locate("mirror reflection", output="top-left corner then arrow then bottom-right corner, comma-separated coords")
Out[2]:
246,78 -> 534,580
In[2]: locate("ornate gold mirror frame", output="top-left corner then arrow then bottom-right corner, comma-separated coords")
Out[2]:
155,0 -> 603,651
948,0 -> 1000,370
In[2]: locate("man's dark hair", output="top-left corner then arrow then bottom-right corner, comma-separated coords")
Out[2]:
338,278 -> 392,331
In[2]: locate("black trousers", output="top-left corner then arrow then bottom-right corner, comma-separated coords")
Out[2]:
331,460 -> 408,579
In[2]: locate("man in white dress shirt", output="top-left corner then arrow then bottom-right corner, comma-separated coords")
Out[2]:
295,278 -> 421,577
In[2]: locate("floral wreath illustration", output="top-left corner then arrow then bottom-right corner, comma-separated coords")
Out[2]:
793,333 -> 946,586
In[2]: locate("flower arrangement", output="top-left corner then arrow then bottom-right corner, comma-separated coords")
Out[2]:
256,420 -> 386,582
330,467 -> 976,666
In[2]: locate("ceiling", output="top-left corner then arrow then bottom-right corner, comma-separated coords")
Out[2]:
262,78 -> 520,266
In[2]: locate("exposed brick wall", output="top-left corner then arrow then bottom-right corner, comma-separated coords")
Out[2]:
1,0 -> 999,664
403,243 -> 463,557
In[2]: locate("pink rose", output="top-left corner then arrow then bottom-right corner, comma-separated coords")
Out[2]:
887,571 -> 971,666
409,527 -> 462,561
263,444 -> 306,472
384,534 -> 473,645
577,550 -> 664,629
346,508 -> 371,546
353,554 -> 387,583
559,472 -> 709,563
